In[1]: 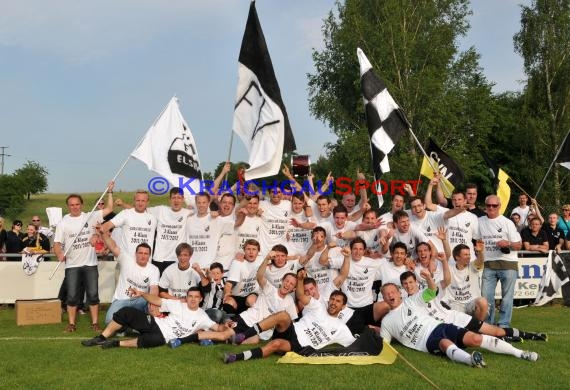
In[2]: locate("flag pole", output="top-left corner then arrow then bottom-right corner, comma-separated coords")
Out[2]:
49,97 -> 174,280
225,129 -> 235,181
409,129 -> 450,197
533,128 -> 570,200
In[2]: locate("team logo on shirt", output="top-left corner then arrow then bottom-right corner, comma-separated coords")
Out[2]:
192,320 -> 197,327
205,225 -> 210,232
407,309 -> 412,316
497,228 -> 502,233
256,226 -> 260,232
148,220 -> 152,225
284,211 -> 288,217
364,268 -> 369,274
465,222 -> 470,227
290,264 -> 295,271
84,223 -> 88,228
466,275 -> 470,282
331,330 -> 336,335
188,281 -> 193,286
144,277 -> 149,283
178,217 -> 183,222
426,226 -> 431,232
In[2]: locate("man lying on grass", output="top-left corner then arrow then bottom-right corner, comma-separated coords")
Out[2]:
81,287 -> 224,349
380,282 -> 539,368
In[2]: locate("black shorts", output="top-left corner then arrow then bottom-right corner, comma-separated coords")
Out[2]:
425,323 -> 468,354
233,294 -> 256,314
233,315 -> 250,334
112,307 -> 166,348
273,322 -> 303,353
350,304 -> 376,326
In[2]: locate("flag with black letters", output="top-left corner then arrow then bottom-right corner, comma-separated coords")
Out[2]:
357,48 -> 409,207
420,138 -> 464,197
232,1 -> 296,180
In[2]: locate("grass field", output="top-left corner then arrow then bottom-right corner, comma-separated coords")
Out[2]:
0,304 -> 568,389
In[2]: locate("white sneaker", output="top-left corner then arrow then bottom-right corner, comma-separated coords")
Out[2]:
521,351 -> 539,362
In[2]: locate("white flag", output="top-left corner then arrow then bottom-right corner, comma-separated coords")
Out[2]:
132,97 -> 202,202
232,2 -> 296,181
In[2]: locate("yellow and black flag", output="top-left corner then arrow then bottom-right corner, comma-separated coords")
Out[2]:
420,138 -> 464,197
479,147 -> 511,215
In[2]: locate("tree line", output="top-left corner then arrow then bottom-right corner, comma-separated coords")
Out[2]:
0,161 -> 48,218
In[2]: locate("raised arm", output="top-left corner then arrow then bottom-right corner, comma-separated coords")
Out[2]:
100,227 -> 120,257
332,246 -> 351,288
256,252 -> 273,289
295,269 -> 311,306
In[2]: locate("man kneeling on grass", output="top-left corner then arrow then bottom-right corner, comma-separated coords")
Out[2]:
81,287 -> 224,349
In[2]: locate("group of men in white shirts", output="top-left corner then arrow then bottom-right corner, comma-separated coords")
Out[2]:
69,171 -> 546,366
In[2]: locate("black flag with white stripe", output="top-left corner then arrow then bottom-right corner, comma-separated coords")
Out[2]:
556,133 -> 570,170
357,48 -> 409,206
232,1 -> 296,180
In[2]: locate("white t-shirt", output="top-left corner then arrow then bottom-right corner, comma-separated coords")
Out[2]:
159,263 -> 203,298
155,300 -> 215,342
478,215 -> 521,262
259,200 -> 292,255
443,262 -> 482,309
113,253 -> 159,300
148,205 -> 191,263
411,210 -> 445,252
392,226 -> 429,259
380,291 -> 441,352
264,260 -> 302,288
445,210 -> 480,260
239,282 -> 298,340
321,220 -> 357,248
285,209 -> 314,256
186,213 -> 233,268
304,248 -> 339,291
235,215 -> 262,252
330,252 -> 381,308
110,209 -> 158,255
294,298 -> 356,350
375,258 -> 407,297
511,206 -> 530,226
54,210 -> 104,268
226,256 -> 263,296
356,229 -> 381,253
214,214 -> 237,271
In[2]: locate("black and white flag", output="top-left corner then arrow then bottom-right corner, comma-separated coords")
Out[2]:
232,1 -> 296,180
357,48 -> 409,206
534,251 -> 569,306
131,97 -> 202,203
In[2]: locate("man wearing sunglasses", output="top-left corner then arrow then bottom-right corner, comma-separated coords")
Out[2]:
478,195 -> 521,328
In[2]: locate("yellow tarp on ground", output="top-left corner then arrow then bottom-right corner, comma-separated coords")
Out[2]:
277,341 -> 398,365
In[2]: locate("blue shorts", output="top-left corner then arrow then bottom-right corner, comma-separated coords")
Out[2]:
425,323 -> 467,354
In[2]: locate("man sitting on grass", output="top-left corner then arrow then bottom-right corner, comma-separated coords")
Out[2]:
81,287 -> 223,349
380,283 -> 539,368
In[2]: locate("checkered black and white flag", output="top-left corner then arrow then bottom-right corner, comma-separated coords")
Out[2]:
534,251 -> 570,306
357,48 -> 409,207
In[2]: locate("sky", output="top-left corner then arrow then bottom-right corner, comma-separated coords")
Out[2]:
0,0 -> 530,193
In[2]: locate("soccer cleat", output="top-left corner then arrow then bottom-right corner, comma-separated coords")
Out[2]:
169,338 -> 182,349
529,333 -> 548,342
471,351 -> 486,368
500,336 -> 523,343
200,339 -> 215,346
230,333 -> 246,345
81,335 -> 106,347
223,353 -> 237,364
520,351 -> 539,362
101,340 -> 120,349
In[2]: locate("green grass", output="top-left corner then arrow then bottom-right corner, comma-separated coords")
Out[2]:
0,304 -> 568,389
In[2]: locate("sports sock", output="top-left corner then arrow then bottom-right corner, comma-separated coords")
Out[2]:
243,323 -> 262,339
445,345 -> 472,366
236,348 -> 263,361
179,333 -> 199,345
480,335 -> 521,357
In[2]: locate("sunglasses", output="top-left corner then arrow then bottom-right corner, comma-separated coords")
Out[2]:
98,202 -> 105,205
32,219 -> 40,222
486,204 -> 499,208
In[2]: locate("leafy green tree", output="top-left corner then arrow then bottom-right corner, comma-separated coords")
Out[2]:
513,0 -> 570,207
0,175 -> 26,218
308,0 -> 496,204
13,161 -> 49,200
